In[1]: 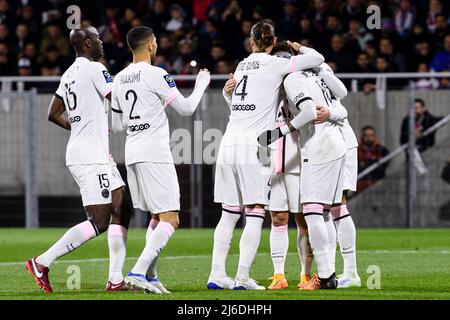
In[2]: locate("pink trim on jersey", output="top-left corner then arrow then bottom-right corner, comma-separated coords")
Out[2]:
79,220 -> 97,240
223,204 -> 243,213
149,219 -> 159,230
290,56 -> 298,73
164,92 -> 181,107
102,88 -> 112,98
303,204 -> 324,214
158,221 -> 175,237
330,205 -> 341,219
108,224 -> 128,238
323,204 -> 331,211
271,224 -> 288,232
340,204 -> 349,215
245,207 -> 265,217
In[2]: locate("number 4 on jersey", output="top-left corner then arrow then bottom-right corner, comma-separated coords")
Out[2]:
234,75 -> 248,101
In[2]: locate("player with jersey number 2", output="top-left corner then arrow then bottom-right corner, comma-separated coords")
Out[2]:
208,20 -> 324,291
25,27 -> 132,293
111,26 -> 210,294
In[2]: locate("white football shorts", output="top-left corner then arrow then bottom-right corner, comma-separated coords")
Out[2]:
269,173 -> 301,213
214,145 -> 271,206
110,163 -> 126,191
300,156 -> 345,205
126,162 -> 180,213
68,163 -> 112,206
342,147 -> 358,192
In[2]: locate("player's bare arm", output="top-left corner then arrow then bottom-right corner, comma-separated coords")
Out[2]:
47,95 -> 70,130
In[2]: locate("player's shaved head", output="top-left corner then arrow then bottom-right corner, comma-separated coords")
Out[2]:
127,26 -> 155,52
69,26 -> 103,60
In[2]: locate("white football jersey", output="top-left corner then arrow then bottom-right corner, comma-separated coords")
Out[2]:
55,57 -> 112,166
332,100 -> 358,150
271,93 -> 301,174
284,70 -> 346,165
222,51 -> 322,147
112,62 -> 180,165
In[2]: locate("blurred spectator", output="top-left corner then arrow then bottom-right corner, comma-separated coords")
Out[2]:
173,39 -> 194,74
166,4 -> 186,33
400,98 -> 443,153
0,42 -> 14,75
0,0 -> 445,77
430,34 -> 450,72
351,51 -> 376,93
14,23 -> 31,53
433,13 -> 450,49
340,0 -> 366,26
17,57 -> 32,76
277,0 -> 298,40
145,0 -> 168,36
327,34 -> 353,72
426,0 -> 444,33
395,0 -> 415,37
39,44 -> 67,76
378,37 -> 407,72
215,60 -> 233,74
413,63 -> 440,90
357,125 -> 390,192
411,40 -> 434,71
40,23 -> 70,59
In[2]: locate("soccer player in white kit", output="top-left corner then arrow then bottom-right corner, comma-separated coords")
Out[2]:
317,64 -> 361,288
25,27 -> 130,292
111,26 -> 211,294
259,46 -> 348,290
208,20 -> 324,290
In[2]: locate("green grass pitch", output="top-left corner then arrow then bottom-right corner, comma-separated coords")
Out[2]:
0,228 -> 449,300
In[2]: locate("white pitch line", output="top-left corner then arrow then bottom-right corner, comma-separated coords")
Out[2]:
0,250 -> 449,267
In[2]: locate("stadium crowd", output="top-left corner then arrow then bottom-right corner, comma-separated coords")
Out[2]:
0,0 -> 449,86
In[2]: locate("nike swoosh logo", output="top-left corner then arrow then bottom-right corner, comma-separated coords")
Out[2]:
32,259 -> 43,278
342,247 -> 352,251
110,283 -> 123,289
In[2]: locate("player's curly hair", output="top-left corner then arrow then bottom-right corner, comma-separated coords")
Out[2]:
250,19 -> 275,51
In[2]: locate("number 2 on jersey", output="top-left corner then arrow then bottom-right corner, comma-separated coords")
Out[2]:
234,75 -> 248,101
126,89 -> 140,120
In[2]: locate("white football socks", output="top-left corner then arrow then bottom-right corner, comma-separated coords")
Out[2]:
323,207 -> 337,274
107,224 -> 128,284
36,220 -> 98,267
210,206 -> 241,279
146,219 -> 159,278
297,225 -> 313,276
270,224 -> 289,275
131,221 -> 175,275
303,204 -> 333,279
332,205 -> 358,275
236,208 -> 265,281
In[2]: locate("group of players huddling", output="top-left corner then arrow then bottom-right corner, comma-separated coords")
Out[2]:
25,19 -> 360,294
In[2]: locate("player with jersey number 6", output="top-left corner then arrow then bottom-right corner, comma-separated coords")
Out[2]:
111,26 -> 210,294
208,20 -> 324,291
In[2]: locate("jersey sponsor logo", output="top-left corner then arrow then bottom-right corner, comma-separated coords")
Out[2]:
102,70 -> 113,83
293,92 -> 305,104
128,123 -> 150,132
231,104 -> 256,111
276,54 -> 291,59
101,188 -> 110,198
163,74 -> 176,88
69,116 -> 81,123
